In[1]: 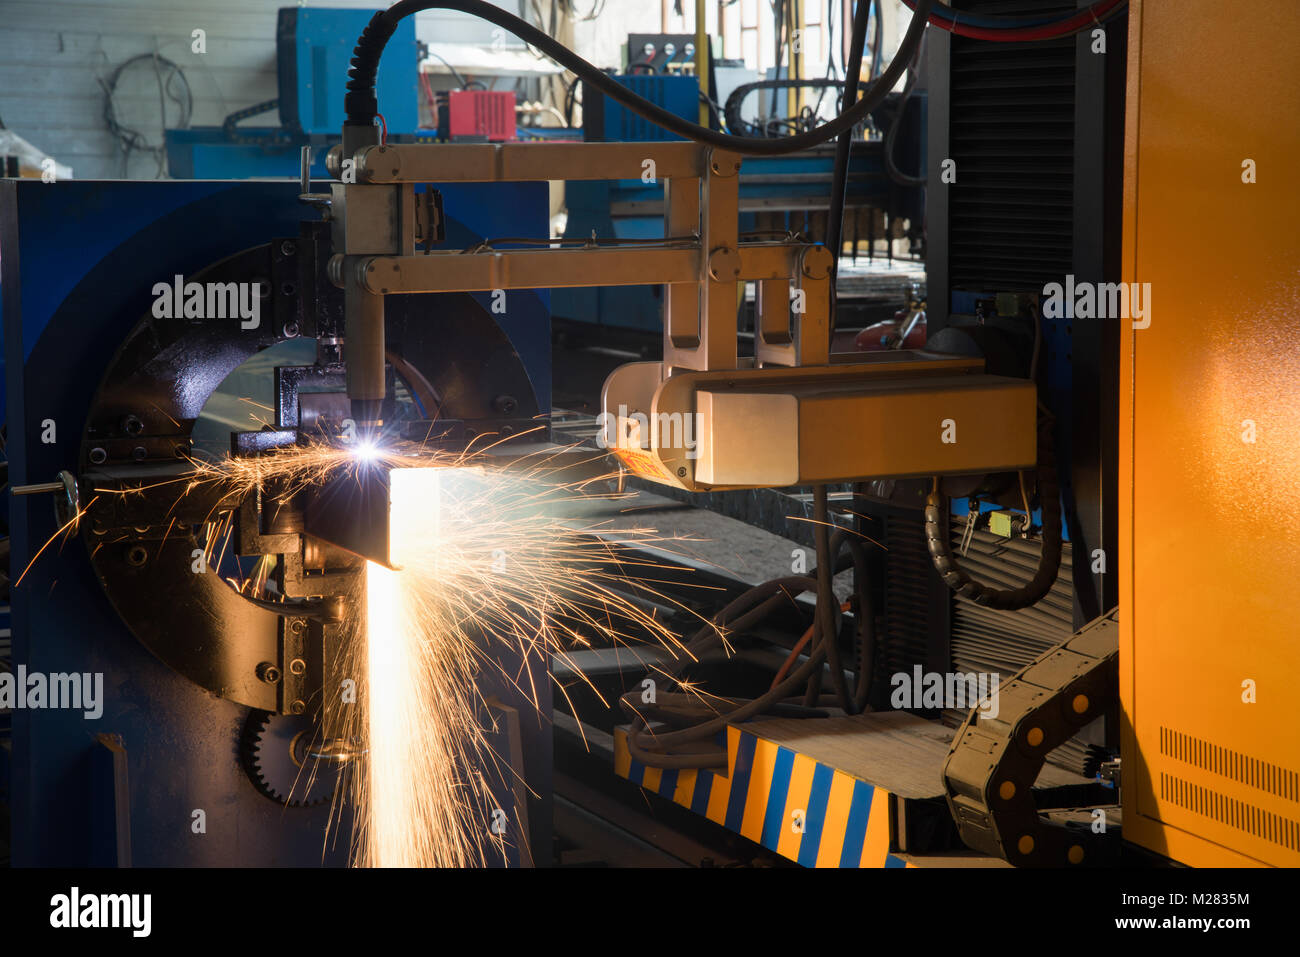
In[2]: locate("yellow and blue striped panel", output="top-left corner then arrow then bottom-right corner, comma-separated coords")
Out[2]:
614,725 -> 906,868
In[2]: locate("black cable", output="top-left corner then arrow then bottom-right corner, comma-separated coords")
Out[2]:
869,0 -> 884,79
698,91 -> 725,131
621,576 -> 829,769
923,414 -> 1063,610
836,529 -> 875,713
221,99 -> 288,146
99,52 -> 193,177
806,485 -> 853,712
722,78 -> 846,138
883,32 -> 926,187
824,0 -> 873,341
344,0 -> 934,156
427,49 -> 473,90
620,518 -> 878,768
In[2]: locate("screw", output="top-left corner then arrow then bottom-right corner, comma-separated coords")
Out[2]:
131,446 -> 147,461
280,240 -> 297,256
257,662 -> 282,684
677,467 -> 687,477
283,321 -> 300,338
493,395 -> 518,416
291,619 -> 306,634
289,658 -> 307,676
290,699 -> 306,715
121,414 -> 144,436
126,545 -> 148,566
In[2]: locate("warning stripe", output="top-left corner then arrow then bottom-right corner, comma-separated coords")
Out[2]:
614,724 -> 904,868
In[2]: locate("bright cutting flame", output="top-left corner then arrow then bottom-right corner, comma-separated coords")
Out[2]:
77,435 -> 708,866
338,458 -> 697,867
353,439 -> 380,464
358,468 -> 492,868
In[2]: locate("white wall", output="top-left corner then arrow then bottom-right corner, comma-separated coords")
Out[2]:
0,0 -> 536,179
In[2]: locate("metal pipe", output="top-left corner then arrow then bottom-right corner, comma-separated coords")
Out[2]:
11,481 -> 64,496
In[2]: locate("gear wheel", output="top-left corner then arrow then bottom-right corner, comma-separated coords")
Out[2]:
240,710 -> 344,807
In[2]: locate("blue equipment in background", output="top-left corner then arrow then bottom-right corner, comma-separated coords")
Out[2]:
167,7 -> 423,180
276,7 -> 419,136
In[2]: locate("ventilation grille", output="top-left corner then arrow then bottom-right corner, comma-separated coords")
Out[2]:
1160,727 -> 1300,803
948,1 -> 1077,291
447,90 -> 515,142
948,524 -> 1075,676
1161,773 -> 1300,853
943,520 -> 1108,777
879,510 -> 933,691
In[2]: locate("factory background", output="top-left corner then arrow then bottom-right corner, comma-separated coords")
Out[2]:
0,0 -> 911,180
0,0 -> 1295,918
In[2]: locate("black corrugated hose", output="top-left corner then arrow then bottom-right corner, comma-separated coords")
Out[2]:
922,413 -> 1063,610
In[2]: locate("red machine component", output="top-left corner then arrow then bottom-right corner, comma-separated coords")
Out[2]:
447,90 -> 516,142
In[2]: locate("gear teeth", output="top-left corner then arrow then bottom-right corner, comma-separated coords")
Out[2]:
240,709 -> 335,808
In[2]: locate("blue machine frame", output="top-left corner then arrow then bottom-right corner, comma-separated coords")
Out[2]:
1,177 -> 551,866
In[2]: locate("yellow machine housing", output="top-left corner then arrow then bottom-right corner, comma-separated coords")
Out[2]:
1120,0 -> 1300,867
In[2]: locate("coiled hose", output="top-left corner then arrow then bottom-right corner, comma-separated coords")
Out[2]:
922,415 -> 1062,610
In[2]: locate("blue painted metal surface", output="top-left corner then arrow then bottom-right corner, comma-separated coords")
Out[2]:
277,7 -> 419,136
596,74 -> 700,142
165,7 -> 424,179
1,177 -> 551,865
